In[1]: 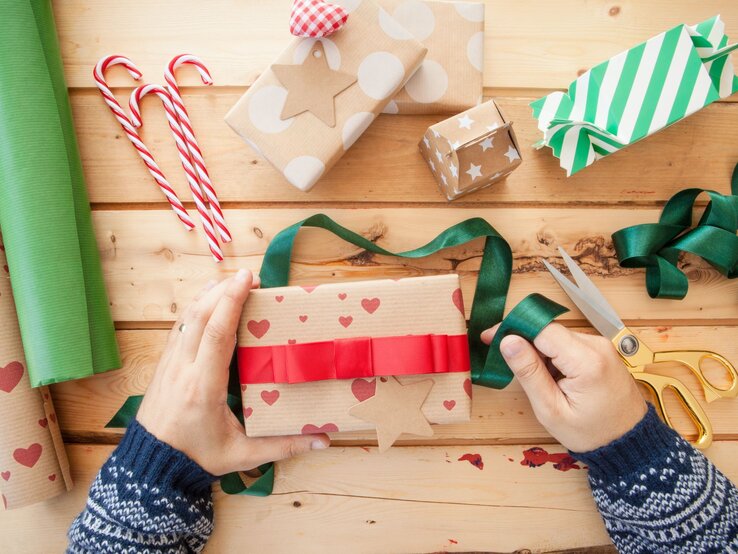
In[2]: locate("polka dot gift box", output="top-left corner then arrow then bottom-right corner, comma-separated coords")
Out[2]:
225,0 -> 427,192
237,275 -> 472,451
420,99 -> 523,200
380,0 -> 485,115
0,237 -> 72,510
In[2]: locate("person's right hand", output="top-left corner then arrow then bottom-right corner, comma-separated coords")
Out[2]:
481,323 -> 647,453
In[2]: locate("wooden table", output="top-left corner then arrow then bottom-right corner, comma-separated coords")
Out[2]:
4,1 -> 738,552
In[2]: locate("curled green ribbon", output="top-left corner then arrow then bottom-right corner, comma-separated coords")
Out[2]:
108,215 -> 568,496
612,164 -> 738,299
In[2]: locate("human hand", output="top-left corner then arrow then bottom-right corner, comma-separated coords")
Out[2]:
481,323 -> 647,452
137,269 -> 329,476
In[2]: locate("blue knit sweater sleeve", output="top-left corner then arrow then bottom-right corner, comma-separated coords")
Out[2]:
67,420 -> 218,553
572,405 -> 738,553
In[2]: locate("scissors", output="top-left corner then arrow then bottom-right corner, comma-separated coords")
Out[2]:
543,247 -> 738,450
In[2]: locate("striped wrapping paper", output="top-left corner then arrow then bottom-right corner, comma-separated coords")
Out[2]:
531,15 -> 738,176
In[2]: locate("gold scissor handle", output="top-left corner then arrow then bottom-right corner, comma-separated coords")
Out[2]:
633,371 -> 713,450
652,350 -> 738,402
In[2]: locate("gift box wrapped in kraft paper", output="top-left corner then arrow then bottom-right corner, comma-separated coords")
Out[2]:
380,0 -> 484,114
531,15 -> 738,176
0,236 -> 73,510
420,99 -> 522,200
237,275 -> 471,451
225,0 -> 427,192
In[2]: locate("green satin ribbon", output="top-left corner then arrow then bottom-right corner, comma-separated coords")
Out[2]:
108,214 -> 568,497
612,164 -> 738,299
484,293 -> 569,388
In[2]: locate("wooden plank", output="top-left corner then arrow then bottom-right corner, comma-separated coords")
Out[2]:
92,208 -> 738,323
55,1 -> 738,91
54,326 -> 738,443
74,91 -> 738,205
3,442 -> 738,553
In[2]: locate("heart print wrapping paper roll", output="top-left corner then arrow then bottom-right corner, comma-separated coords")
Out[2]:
0,236 -> 72,510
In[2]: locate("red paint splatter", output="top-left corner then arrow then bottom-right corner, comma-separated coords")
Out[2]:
448,539 -> 458,545
520,447 -> 581,471
507,457 -> 514,462
458,453 -> 484,470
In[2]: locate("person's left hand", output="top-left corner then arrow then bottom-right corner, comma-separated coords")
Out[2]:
136,269 -> 330,476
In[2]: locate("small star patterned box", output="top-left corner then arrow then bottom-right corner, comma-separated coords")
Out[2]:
236,275 -> 472,448
420,99 -> 522,200
225,0 -> 427,192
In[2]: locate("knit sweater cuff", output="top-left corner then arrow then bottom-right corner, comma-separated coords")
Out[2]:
569,405 -> 679,480
114,420 -> 218,495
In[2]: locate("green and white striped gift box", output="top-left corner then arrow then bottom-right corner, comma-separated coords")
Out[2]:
531,15 -> 738,176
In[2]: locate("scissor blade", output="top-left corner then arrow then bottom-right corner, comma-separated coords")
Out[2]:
557,247 -> 624,328
542,258 -> 624,340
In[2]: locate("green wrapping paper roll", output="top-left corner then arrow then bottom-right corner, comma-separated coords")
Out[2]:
0,0 -> 120,386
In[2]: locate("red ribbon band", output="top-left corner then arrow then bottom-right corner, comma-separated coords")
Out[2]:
238,334 -> 471,384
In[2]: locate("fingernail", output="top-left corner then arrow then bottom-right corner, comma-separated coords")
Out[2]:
501,335 -> 525,358
235,269 -> 250,282
311,440 -> 328,450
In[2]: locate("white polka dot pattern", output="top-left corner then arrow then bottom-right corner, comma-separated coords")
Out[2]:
224,0 -> 426,192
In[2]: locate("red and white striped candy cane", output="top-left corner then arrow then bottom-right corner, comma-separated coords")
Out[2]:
129,84 -> 223,262
165,54 -> 231,243
93,55 -> 195,231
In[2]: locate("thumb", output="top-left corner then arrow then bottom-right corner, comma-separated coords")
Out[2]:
500,335 -> 561,418
237,434 -> 330,470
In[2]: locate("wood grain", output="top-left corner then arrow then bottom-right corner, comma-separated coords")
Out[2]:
74,92 -> 738,205
2,443 -> 738,554
54,326 -> 738,444
4,442 -> 738,553
54,0 -> 738,91
91,208 -> 738,323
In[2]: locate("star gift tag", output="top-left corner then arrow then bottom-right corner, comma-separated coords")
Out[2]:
271,41 -> 356,127
348,376 -> 434,451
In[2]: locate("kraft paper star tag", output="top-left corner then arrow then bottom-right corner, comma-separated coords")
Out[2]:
271,41 -> 356,127
348,376 -> 434,451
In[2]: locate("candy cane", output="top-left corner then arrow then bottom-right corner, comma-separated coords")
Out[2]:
93,55 -> 195,230
129,84 -> 223,262
165,55 -> 231,243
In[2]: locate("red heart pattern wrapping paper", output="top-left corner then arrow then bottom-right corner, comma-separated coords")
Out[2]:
237,274 -> 471,438
0,237 -> 72,510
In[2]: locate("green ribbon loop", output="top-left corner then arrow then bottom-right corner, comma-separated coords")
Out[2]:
477,293 -> 569,388
612,164 -> 738,299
